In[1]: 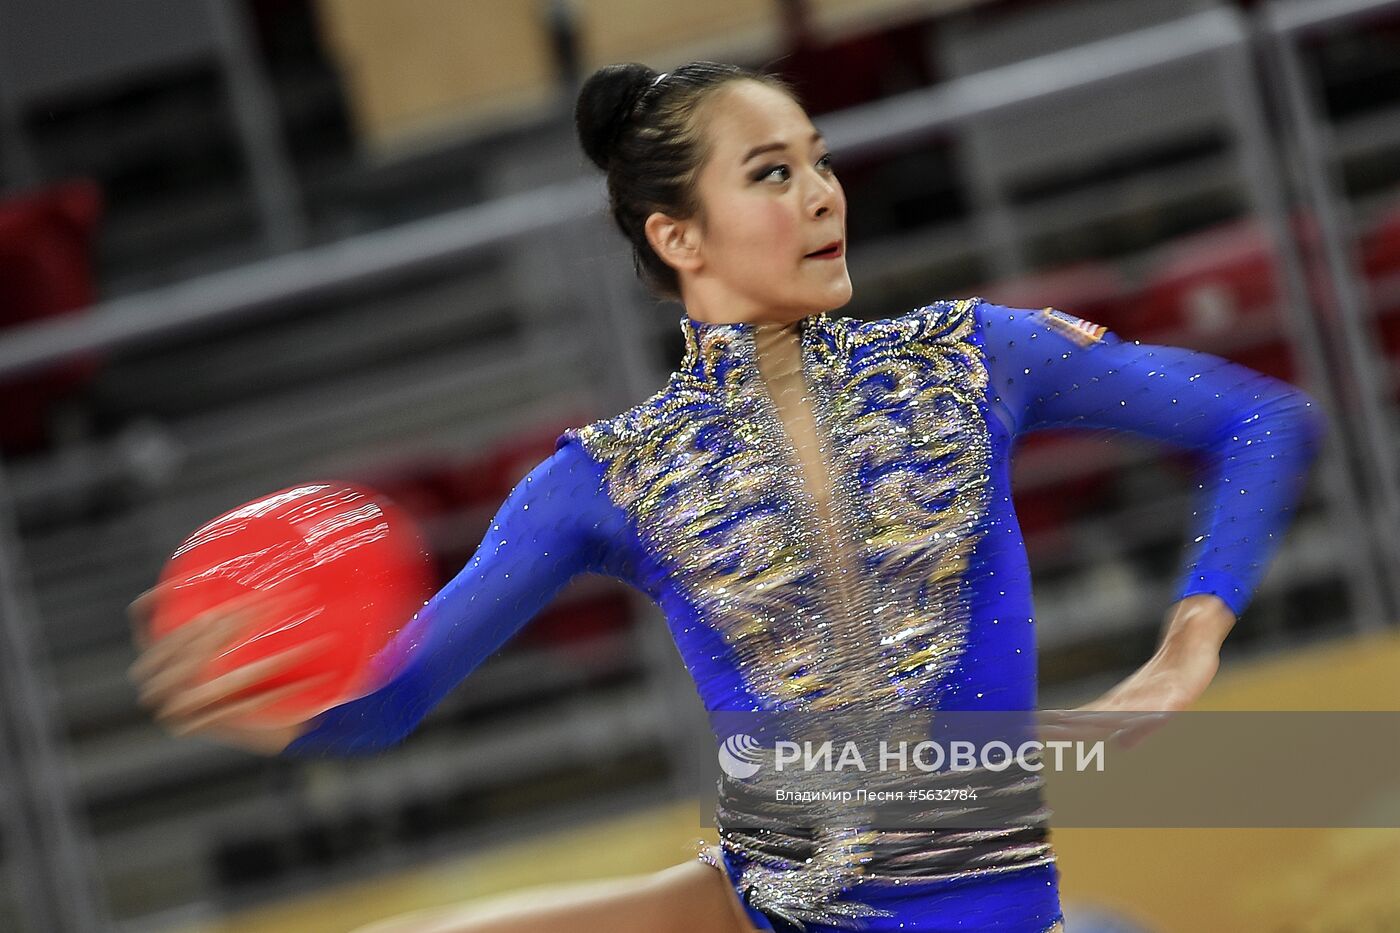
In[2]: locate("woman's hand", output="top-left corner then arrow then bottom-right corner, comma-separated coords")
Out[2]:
1040,594 -> 1235,750
125,583 -> 331,756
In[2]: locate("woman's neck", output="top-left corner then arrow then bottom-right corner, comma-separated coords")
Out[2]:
683,308 -> 815,328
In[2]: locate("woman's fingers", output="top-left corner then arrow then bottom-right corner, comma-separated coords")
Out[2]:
127,590 -> 262,684
126,580 -> 183,652
125,581 -> 174,623
155,634 -> 336,723
1037,709 -> 1171,745
165,671 -> 337,739
135,604 -> 258,708
127,587 -> 305,686
1038,709 -> 1124,739
127,593 -> 154,652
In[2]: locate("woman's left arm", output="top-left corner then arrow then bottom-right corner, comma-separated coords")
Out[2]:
974,298 -> 1328,623
973,299 -> 1328,724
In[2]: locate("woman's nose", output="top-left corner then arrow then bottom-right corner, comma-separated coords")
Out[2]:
809,181 -> 837,218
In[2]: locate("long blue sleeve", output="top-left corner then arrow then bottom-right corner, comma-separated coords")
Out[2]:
280,440 -> 620,757
973,299 -> 1328,618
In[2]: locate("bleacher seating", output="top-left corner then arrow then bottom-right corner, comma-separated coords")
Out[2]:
0,179 -> 106,456
0,1 -> 1396,928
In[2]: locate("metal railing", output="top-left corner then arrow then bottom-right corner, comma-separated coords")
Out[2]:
2,1 -> 1399,929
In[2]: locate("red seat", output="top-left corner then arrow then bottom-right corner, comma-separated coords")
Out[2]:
351,414 -> 632,650
973,260 -> 1137,336
1361,204 -> 1400,283
1231,337 -> 1298,383
0,179 -> 106,457
515,589 -> 633,649
437,415 -> 589,509
463,418 -> 634,648
1011,433 -> 1116,538
1362,204 -> 1400,373
1137,213 -> 1333,346
1138,219 -> 1282,340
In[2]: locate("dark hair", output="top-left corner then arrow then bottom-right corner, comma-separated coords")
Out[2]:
574,61 -> 801,302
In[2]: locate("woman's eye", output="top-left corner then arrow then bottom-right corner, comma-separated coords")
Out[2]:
758,154 -> 835,183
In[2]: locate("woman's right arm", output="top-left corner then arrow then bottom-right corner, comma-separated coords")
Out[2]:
279,439 -> 617,757
128,438 -> 619,758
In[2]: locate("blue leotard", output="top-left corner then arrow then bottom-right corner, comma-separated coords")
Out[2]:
281,297 -> 1325,931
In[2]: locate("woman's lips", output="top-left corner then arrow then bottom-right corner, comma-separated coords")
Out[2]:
804,242 -> 844,260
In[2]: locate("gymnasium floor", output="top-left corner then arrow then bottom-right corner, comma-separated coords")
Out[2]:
198,629 -> 1400,933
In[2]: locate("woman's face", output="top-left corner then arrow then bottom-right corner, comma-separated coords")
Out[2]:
648,80 -> 851,325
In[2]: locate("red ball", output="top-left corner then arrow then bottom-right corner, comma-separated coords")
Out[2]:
150,482 -> 435,727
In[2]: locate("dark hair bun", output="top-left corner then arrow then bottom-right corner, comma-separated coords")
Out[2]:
575,62 -> 659,172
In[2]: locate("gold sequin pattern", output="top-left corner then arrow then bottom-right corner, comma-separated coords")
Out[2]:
567,297 -> 1042,929
712,743 -> 1055,928
803,297 -> 993,714
568,297 -> 993,715
568,358 -> 829,707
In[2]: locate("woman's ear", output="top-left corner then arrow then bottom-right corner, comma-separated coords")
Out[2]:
645,211 -> 703,274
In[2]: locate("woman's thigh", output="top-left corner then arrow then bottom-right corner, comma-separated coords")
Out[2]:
348,857 -> 761,933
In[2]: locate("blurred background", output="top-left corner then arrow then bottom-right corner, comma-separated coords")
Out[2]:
2,0 -> 1399,930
